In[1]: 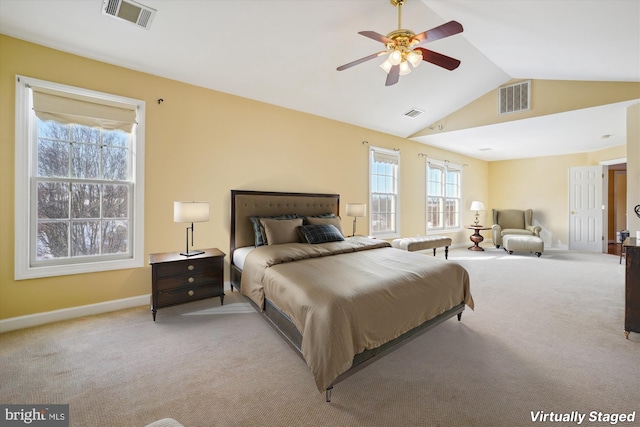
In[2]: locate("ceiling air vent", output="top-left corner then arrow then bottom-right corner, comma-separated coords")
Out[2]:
499,80 -> 530,115
102,0 -> 156,30
403,108 -> 424,119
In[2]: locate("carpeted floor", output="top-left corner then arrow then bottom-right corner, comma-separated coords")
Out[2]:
1,247 -> 638,427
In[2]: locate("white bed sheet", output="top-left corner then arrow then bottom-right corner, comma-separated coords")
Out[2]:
233,246 -> 254,271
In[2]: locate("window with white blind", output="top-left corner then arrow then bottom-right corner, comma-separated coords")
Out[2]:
369,146 -> 400,238
14,76 -> 145,280
426,159 -> 461,232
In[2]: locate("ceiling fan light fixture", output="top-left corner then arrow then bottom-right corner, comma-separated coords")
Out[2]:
388,50 -> 403,66
399,61 -> 411,75
407,50 -> 422,67
380,59 -> 393,74
336,0 -> 464,86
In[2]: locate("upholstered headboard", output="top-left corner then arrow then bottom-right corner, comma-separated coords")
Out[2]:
230,190 -> 340,259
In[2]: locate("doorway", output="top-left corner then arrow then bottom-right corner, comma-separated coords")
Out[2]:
607,162 -> 627,255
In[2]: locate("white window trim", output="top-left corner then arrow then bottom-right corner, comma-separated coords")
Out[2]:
14,75 -> 145,280
426,159 -> 462,234
369,146 -> 400,239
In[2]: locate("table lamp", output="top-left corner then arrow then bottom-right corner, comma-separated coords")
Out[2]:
470,201 -> 485,227
346,203 -> 366,237
174,201 -> 209,256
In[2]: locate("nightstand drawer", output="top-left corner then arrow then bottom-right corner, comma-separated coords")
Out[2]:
157,284 -> 221,307
154,257 -> 220,278
155,272 -> 220,291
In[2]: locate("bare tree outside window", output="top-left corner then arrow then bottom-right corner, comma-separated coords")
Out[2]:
36,120 -> 131,260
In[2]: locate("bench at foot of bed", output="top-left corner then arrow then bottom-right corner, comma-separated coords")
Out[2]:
391,236 -> 452,259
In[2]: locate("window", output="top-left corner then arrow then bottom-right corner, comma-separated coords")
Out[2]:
369,146 -> 400,238
426,160 -> 461,232
15,76 -> 145,279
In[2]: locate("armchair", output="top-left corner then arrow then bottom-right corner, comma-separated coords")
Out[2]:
491,209 -> 541,248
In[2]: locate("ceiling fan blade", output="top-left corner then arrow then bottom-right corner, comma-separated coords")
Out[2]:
416,47 -> 461,70
359,31 -> 394,45
337,51 -> 388,71
385,65 -> 400,86
412,20 -> 463,45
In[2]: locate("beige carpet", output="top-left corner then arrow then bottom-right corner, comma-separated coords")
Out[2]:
1,248 -> 638,427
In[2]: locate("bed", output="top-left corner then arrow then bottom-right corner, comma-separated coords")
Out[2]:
230,190 -> 474,401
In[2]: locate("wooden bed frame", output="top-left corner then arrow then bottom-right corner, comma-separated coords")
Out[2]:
229,189 -> 465,401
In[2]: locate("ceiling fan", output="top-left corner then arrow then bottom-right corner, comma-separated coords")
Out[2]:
337,0 -> 463,86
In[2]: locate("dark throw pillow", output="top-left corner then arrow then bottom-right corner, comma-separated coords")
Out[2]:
298,224 -> 345,244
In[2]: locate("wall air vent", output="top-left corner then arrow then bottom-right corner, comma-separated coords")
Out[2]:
102,0 -> 156,30
499,80 -> 530,115
403,108 -> 424,119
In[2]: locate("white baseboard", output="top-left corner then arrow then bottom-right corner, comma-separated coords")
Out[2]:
0,281 -> 234,333
0,294 -> 150,333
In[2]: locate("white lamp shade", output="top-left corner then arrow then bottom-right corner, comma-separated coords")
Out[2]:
174,201 -> 209,223
407,50 -> 422,67
346,203 -> 367,217
388,50 -> 402,66
379,59 -> 393,74
398,61 -> 411,75
470,201 -> 485,211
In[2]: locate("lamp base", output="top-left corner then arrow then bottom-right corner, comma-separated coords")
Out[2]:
180,250 -> 204,257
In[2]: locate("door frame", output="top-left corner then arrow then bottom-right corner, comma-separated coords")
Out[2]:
601,157 -> 628,246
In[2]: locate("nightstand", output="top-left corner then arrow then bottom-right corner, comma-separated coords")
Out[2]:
149,248 -> 225,321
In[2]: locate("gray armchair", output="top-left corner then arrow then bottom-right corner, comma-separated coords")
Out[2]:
491,209 -> 541,248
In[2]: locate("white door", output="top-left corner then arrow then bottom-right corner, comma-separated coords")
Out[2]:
569,166 -> 604,252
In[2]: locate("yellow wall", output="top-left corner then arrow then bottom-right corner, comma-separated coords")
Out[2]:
418,74 -> 639,249
627,103 -> 640,235
412,79 -> 640,138
2,35 -> 637,322
412,75 -> 639,250
488,140 -> 638,250
489,153 -> 585,248
0,35 -> 487,320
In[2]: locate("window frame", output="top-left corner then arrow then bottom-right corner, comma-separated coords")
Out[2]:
14,75 -> 145,280
426,159 -> 462,233
368,146 -> 400,239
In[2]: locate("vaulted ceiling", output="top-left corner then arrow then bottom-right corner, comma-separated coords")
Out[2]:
1,0 -> 638,160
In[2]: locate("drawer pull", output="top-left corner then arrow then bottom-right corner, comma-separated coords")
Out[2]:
188,290 -> 195,296
188,277 -> 195,283
188,265 -> 195,271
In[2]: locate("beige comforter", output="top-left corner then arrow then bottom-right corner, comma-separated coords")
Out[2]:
241,237 -> 474,392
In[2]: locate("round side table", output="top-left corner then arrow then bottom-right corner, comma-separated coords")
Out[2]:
467,226 -> 491,251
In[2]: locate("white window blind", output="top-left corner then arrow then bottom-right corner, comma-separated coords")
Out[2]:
372,150 -> 400,165
32,88 -> 137,132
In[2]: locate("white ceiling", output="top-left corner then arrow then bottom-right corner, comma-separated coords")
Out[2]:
1,0 -> 638,161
